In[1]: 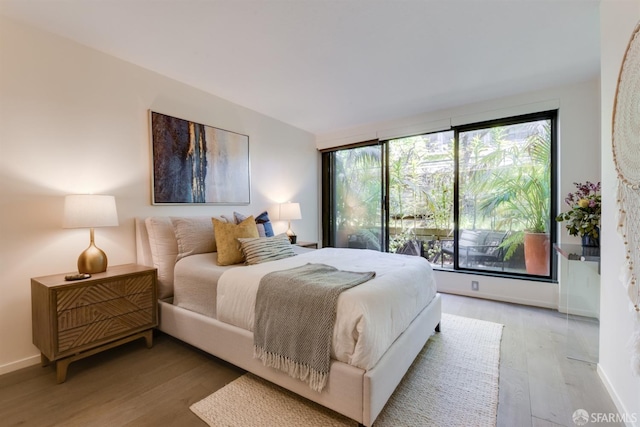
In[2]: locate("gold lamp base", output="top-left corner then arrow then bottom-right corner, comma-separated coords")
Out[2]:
77,229 -> 108,274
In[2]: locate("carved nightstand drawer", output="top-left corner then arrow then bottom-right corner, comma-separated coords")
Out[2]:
57,310 -> 153,353
31,264 -> 157,383
56,286 -> 154,332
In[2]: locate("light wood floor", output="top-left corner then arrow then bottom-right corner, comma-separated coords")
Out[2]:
0,293 -> 622,427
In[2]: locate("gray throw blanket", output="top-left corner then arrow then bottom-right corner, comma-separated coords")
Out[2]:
253,263 -> 376,392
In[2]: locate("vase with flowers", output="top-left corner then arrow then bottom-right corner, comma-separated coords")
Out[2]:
556,181 -> 601,247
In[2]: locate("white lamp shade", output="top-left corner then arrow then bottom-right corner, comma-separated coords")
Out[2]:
63,195 -> 119,228
279,202 -> 301,221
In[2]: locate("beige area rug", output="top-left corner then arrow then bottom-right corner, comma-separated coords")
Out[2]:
190,313 -> 503,427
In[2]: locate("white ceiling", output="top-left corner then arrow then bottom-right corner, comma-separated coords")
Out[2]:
0,0 -> 600,135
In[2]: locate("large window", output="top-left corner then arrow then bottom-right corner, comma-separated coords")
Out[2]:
455,113 -> 555,278
322,111 -> 557,280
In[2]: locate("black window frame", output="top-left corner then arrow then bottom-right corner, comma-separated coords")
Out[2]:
321,110 -> 558,282
452,110 -> 558,281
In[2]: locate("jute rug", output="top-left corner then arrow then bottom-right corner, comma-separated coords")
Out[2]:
190,313 -> 503,426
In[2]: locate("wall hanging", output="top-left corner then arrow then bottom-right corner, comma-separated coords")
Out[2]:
612,20 -> 640,375
150,111 -> 250,205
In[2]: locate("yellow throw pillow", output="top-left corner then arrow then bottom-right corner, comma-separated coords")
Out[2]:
213,216 -> 259,265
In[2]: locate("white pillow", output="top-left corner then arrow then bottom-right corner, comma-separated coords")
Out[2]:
171,216 -> 226,261
237,234 -> 296,265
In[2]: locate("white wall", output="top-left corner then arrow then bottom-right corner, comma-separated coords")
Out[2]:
0,17 -> 317,373
316,79 -> 601,308
599,0 -> 640,423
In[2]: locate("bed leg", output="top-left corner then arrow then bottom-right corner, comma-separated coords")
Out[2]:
435,322 -> 441,333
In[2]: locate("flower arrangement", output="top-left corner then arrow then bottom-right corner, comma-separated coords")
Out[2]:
556,181 -> 601,239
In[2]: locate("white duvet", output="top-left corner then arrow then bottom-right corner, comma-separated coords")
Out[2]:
217,247 -> 437,370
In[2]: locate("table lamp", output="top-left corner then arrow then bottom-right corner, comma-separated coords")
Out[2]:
63,194 -> 119,274
279,202 -> 301,243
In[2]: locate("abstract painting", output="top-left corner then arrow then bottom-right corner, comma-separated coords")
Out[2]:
150,111 -> 250,204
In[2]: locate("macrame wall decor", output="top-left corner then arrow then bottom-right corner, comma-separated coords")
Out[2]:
612,20 -> 640,376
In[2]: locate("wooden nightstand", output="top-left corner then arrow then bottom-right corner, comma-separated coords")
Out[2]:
296,241 -> 318,249
31,264 -> 158,383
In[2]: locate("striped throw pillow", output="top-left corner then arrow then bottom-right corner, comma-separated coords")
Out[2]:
238,234 -> 296,265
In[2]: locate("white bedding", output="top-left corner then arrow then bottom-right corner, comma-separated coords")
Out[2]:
174,252 -> 239,318
217,247 -> 437,370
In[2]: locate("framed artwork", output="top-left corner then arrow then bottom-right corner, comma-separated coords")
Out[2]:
150,111 -> 250,205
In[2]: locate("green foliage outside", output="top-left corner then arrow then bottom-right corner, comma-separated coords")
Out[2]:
332,120 -> 551,264
388,133 -> 454,252
466,121 -> 551,260
334,146 -> 382,243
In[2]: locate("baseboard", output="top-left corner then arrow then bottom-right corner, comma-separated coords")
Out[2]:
597,364 -> 638,427
437,287 -> 557,309
557,306 -> 599,319
434,270 -> 558,309
0,354 -> 41,376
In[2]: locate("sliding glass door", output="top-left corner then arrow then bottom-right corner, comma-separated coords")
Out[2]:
322,110 -> 556,280
388,131 -> 454,260
322,143 -> 385,250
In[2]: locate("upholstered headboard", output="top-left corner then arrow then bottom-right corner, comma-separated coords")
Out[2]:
135,217 -> 179,299
136,213 -> 286,299
135,217 -> 154,269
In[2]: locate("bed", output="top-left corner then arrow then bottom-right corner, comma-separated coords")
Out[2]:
135,216 -> 441,426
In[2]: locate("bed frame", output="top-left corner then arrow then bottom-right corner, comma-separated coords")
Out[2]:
135,218 -> 441,426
